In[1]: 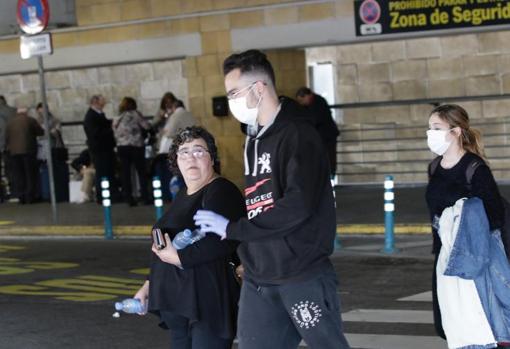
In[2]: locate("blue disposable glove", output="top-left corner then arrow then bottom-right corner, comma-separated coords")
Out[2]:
193,210 -> 229,240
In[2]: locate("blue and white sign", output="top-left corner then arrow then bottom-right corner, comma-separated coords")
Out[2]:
17,0 -> 49,35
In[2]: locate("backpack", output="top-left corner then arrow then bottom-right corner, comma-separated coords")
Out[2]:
429,157 -> 510,260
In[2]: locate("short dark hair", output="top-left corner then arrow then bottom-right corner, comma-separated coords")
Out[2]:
90,95 -> 104,105
223,49 -> 275,86
159,92 -> 176,110
118,97 -> 137,114
168,126 -> 221,176
174,99 -> 185,109
0,96 -> 7,105
296,87 -> 313,98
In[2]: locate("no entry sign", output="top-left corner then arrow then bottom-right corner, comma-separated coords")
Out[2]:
17,0 -> 50,35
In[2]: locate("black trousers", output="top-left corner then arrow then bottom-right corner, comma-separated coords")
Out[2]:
159,311 -> 232,349
237,268 -> 350,349
10,153 -> 39,203
90,150 -> 118,202
117,146 -> 149,203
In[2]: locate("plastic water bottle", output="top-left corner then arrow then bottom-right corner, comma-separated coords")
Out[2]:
172,229 -> 204,250
169,175 -> 181,200
114,298 -> 147,314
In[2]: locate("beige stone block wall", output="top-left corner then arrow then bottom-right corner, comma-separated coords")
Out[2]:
1,59 -> 187,157
307,29 -> 510,182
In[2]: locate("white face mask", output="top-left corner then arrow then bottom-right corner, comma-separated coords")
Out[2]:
427,129 -> 452,156
228,84 -> 262,126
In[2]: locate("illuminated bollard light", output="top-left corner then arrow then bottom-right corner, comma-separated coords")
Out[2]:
382,175 -> 398,254
101,177 -> 113,240
331,177 -> 341,250
153,177 -> 164,220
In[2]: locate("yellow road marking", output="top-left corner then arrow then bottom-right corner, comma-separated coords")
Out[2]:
338,224 -> 430,234
0,244 -> 26,253
0,221 -> 14,226
0,224 -> 431,236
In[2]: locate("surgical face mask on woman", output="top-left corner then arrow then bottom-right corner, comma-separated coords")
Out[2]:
228,83 -> 262,126
427,129 -> 452,156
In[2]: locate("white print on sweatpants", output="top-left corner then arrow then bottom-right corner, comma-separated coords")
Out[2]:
291,301 -> 322,329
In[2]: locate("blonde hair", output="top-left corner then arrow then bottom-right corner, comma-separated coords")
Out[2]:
430,104 -> 485,159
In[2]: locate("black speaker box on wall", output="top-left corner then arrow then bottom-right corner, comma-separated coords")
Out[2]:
212,96 -> 229,117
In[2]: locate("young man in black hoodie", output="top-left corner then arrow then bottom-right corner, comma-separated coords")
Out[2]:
194,50 -> 350,349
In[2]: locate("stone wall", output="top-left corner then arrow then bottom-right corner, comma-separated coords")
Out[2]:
0,59 -> 187,156
0,0 -> 343,186
307,31 -> 510,183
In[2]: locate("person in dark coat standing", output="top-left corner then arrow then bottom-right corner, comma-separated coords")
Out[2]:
0,96 -> 17,201
83,95 -> 117,202
296,87 -> 340,177
5,108 -> 44,204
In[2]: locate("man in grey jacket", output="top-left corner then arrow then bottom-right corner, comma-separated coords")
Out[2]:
0,96 -> 17,201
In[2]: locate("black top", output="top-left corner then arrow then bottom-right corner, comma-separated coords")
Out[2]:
304,94 -> 339,143
227,97 -> 335,284
426,152 -> 504,253
148,177 -> 245,339
83,108 -> 115,153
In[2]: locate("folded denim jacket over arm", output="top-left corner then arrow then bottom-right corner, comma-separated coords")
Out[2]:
444,197 -> 510,344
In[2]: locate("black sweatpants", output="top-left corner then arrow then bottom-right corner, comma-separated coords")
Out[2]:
237,268 -> 351,349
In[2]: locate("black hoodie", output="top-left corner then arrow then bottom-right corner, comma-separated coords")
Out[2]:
226,97 -> 336,284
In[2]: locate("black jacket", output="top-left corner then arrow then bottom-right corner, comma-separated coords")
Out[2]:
148,177 -> 245,339
306,94 -> 339,144
83,108 -> 115,153
426,152 -> 504,254
226,97 -> 336,284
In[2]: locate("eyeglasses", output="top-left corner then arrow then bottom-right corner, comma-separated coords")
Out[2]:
176,147 -> 210,160
226,81 -> 267,100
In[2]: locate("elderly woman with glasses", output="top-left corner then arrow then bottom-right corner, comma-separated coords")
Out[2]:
134,126 -> 245,349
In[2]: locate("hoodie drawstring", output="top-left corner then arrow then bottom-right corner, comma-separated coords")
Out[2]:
243,136 -> 250,175
252,139 -> 259,176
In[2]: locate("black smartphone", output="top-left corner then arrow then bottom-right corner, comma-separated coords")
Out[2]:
152,228 -> 166,250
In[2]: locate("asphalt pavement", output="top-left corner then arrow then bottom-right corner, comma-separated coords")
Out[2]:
2,184 -> 507,348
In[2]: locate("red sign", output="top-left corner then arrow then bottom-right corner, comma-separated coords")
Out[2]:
17,0 -> 50,35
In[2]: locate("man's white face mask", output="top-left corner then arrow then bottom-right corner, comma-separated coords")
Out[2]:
228,83 -> 262,126
426,129 -> 452,156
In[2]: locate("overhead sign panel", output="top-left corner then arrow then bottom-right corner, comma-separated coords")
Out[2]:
17,0 -> 49,35
355,0 -> 510,37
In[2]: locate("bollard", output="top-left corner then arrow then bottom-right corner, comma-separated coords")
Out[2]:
331,176 -> 341,250
101,177 -> 113,240
152,177 -> 164,220
382,175 -> 397,254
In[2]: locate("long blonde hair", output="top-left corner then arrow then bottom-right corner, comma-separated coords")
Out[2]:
430,104 -> 485,159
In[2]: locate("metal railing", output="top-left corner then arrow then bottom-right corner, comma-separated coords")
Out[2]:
331,94 -> 510,183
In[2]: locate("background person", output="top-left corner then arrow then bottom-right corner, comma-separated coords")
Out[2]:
0,96 -> 17,202
134,126 -> 245,349
70,149 -> 95,203
194,49 -> 350,349
425,104 -> 505,344
83,95 -> 118,203
296,87 -> 339,177
5,108 -> 44,204
152,97 -> 196,202
112,97 -> 151,206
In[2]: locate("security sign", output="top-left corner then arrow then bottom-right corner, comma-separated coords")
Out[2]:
355,0 -> 510,37
17,0 -> 50,35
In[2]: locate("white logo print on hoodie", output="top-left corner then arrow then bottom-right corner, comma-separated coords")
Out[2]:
258,153 -> 271,174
